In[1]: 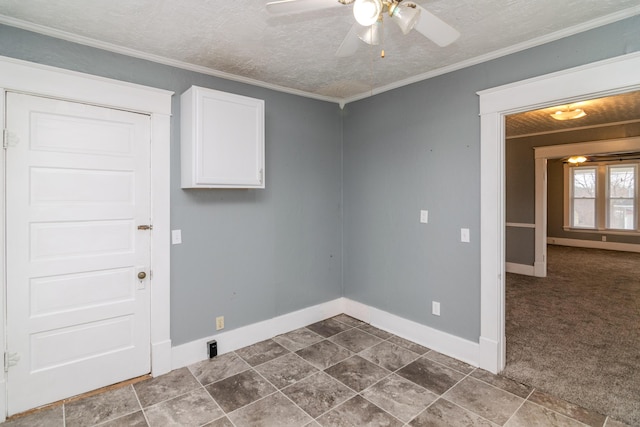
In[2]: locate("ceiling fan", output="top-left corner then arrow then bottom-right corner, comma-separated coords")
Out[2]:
266,0 -> 460,57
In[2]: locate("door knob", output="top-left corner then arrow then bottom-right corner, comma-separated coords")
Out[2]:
138,271 -> 147,280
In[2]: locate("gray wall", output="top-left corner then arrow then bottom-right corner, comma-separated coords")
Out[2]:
507,122 -> 640,265
343,15 -> 640,342
0,24 -> 344,346
1,13 -> 639,348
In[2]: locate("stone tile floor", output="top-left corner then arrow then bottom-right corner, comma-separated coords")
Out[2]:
3,314 -> 630,427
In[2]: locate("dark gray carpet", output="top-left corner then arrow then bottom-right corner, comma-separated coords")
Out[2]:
503,245 -> 640,426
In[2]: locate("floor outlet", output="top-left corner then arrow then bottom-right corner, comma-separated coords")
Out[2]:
207,340 -> 217,358
216,316 -> 224,330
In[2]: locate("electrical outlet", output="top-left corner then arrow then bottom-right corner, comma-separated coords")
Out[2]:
216,316 -> 224,331
420,210 -> 429,224
602,235 -> 607,242
432,301 -> 441,316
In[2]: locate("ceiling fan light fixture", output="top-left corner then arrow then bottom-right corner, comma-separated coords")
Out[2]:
353,0 -> 383,26
550,108 -> 587,121
357,19 -> 383,45
390,3 -> 421,34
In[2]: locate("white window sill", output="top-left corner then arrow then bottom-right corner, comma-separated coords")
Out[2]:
563,226 -> 640,236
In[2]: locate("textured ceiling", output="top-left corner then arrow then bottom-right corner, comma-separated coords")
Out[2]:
0,1 -> 639,103
506,90 -> 640,137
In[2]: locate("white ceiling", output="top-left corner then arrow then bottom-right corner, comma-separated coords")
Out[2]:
0,1 -> 639,104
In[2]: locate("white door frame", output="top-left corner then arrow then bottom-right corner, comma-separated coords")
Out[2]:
0,55 -> 173,419
477,51 -> 640,374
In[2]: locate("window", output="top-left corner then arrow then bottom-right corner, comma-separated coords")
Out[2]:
607,165 -> 635,230
570,167 -> 596,228
565,161 -> 639,233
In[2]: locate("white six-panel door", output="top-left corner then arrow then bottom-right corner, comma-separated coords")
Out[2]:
5,92 -> 151,414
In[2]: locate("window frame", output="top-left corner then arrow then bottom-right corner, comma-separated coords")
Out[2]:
606,163 -> 638,230
564,160 -> 640,234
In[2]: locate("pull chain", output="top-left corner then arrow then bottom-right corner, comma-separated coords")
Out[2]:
381,17 -> 385,58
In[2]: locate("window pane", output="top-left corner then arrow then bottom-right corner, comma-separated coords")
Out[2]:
608,199 -> 634,230
609,166 -> 635,198
572,168 -> 596,198
573,199 -> 595,228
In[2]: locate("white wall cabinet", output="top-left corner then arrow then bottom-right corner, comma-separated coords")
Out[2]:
181,86 -> 265,188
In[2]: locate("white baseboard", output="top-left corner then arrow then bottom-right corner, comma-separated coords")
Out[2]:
505,262 -> 535,276
171,297 -> 481,371
0,379 -> 5,422
533,261 -> 546,278
171,298 -> 345,370
343,299 -> 480,367
151,339 -> 172,376
548,237 -> 640,253
478,336 -> 501,374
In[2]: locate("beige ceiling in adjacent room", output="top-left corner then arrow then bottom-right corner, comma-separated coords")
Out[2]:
506,90 -> 640,138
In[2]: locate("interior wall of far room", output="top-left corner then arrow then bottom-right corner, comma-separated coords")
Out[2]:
507,122 -> 640,266
342,14 -> 640,343
0,23 -> 345,347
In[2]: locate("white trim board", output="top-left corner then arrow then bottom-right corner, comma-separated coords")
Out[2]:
343,299 -> 479,366
533,136 -> 640,159
505,262 -> 535,276
0,55 -> 172,420
172,299 -> 345,369
505,223 -> 535,229
172,297 -> 480,371
548,238 -> 640,253
478,51 -> 640,374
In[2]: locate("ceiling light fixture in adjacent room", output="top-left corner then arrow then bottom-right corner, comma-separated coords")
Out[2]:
550,107 -> 587,121
567,155 -> 588,164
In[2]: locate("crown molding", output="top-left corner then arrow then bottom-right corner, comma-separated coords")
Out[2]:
1,5 -> 639,107
342,6 -> 640,105
0,14 -> 341,105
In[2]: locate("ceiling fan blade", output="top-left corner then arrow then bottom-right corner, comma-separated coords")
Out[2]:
266,0 -> 343,15
413,6 -> 460,47
336,23 -> 361,57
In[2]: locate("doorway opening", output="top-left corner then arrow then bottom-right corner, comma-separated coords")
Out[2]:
477,51 -> 640,376
502,92 -> 640,424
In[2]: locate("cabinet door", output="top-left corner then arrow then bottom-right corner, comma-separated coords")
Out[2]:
182,86 -> 265,188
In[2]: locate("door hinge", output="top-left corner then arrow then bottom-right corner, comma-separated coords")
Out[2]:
3,129 -> 19,149
4,352 -> 20,372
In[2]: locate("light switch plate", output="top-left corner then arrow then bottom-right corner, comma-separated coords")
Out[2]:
461,228 -> 470,243
432,301 -> 441,316
172,229 -> 182,245
420,210 -> 429,224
